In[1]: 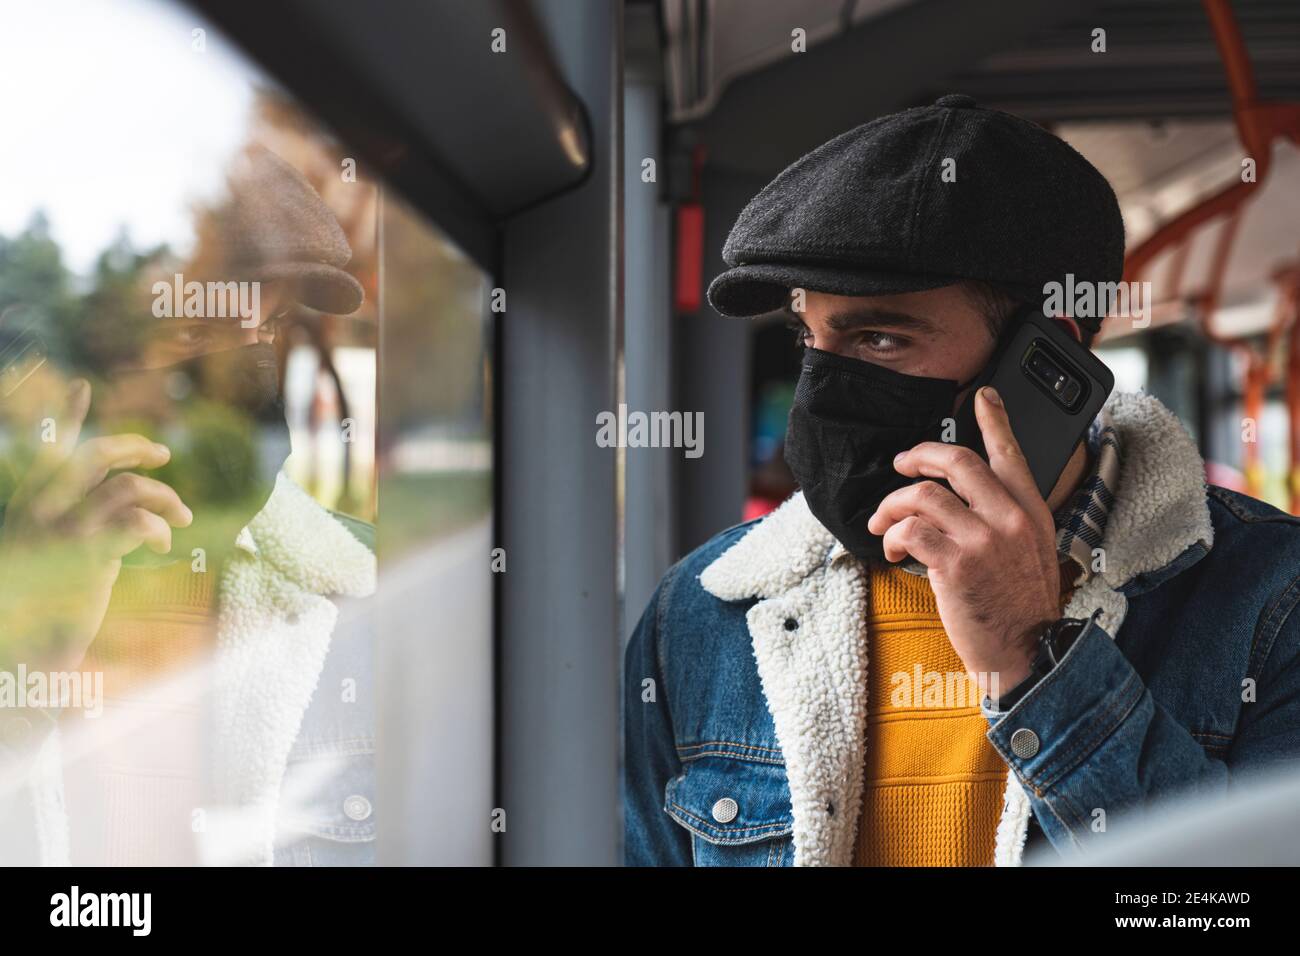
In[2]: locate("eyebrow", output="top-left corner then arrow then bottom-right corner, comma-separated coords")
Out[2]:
787,306 -> 940,335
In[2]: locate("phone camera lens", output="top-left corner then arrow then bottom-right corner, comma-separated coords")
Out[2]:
1025,343 -> 1084,409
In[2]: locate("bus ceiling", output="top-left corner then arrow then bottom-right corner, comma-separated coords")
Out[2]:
659,0 -> 1300,333
660,0 -> 1300,177
656,0 -> 1300,509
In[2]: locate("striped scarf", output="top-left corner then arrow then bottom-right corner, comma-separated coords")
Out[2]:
1053,408 -> 1120,586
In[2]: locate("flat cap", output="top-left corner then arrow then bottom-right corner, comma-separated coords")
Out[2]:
217,145 -> 365,316
707,94 -> 1124,331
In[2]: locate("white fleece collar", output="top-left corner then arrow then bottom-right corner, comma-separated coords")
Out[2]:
240,471 -> 376,600
699,483 -> 838,602
699,389 -> 1213,866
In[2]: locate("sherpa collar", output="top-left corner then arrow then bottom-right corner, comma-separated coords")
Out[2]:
241,471 -> 376,598
698,389 -> 1214,866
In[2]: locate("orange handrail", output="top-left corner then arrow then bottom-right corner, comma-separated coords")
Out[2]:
1117,0 -> 1300,510
1122,0 -> 1300,293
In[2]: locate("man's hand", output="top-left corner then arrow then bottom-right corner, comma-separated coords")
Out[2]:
0,377 -> 193,676
866,386 -> 1061,698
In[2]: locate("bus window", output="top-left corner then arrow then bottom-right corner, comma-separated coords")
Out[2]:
0,0 -> 491,866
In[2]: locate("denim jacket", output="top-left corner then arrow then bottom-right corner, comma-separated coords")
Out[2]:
623,390 -> 1300,866
269,501 -> 377,867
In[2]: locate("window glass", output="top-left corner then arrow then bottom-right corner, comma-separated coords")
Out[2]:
0,0 -> 492,865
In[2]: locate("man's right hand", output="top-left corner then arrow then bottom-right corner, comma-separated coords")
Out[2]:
0,377 -> 193,676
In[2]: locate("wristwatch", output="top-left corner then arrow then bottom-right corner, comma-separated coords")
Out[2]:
991,615 -> 1092,712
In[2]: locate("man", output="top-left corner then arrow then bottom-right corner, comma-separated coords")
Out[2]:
0,146 -> 376,866
623,94 -> 1300,866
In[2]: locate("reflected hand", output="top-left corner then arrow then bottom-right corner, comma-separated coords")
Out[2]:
0,378 -> 193,675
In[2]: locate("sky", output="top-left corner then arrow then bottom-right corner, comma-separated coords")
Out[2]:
0,0 -> 267,273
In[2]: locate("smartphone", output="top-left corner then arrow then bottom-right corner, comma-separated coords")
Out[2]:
951,308 -> 1114,498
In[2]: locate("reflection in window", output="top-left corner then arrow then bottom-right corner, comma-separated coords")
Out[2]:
0,0 -> 492,866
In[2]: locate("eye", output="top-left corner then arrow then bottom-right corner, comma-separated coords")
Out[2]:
860,331 -> 907,355
785,318 -> 811,349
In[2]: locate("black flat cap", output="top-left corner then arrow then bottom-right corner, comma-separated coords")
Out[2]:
707,94 -> 1124,332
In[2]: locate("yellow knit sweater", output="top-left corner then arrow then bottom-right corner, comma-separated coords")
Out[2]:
852,563 -> 1006,866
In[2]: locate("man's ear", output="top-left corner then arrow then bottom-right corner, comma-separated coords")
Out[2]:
1054,316 -> 1083,343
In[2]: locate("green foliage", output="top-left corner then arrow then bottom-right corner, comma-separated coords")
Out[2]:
0,212 -> 170,375
113,400 -> 260,505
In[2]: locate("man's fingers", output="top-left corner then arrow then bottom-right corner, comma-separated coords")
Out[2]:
66,434 -> 173,495
76,472 -> 193,533
28,434 -> 171,522
100,507 -> 173,558
974,386 -> 1044,513
868,480 -> 984,539
892,440 -> 1017,515
881,515 -> 953,566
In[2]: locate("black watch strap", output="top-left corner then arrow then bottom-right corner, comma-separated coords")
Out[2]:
991,616 -> 1090,711
1041,615 -> 1090,665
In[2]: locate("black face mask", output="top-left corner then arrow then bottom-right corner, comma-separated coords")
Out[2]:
104,343 -> 290,566
783,347 -> 975,565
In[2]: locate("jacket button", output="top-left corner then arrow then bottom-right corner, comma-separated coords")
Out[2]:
1010,728 -> 1040,759
783,618 -> 798,631
711,797 -> 739,823
343,794 -> 373,821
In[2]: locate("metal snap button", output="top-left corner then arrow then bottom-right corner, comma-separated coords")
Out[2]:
711,797 -> 739,824
783,617 -> 798,631
343,794 -> 372,821
1010,727 -> 1040,759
